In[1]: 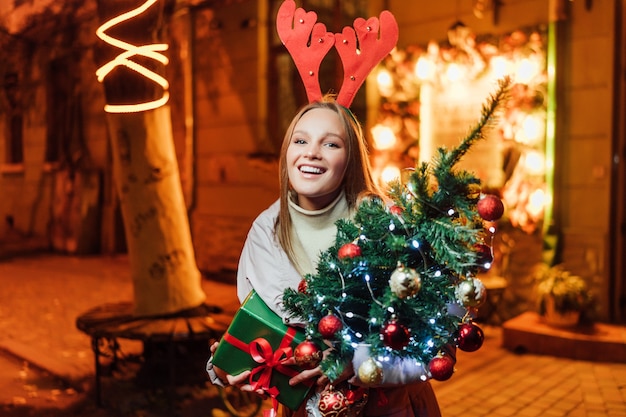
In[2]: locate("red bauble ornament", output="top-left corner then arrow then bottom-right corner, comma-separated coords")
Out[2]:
474,244 -> 493,270
297,279 -> 308,294
294,340 -> 322,370
477,194 -> 505,221
318,314 -> 343,339
318,386 -> 350,417
338,242 -> 362,260
389,205 -> 403,215
457,322 -> 484,352
380,319 -> 410,350
428,355 -> 455,381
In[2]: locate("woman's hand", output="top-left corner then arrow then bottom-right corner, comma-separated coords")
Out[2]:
287,347 -> 355,388
288,365 -> 328,387
335,361 -> 355,385
209,342 -> 266,396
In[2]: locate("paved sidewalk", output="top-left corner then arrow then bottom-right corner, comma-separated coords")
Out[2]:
0,254 -> 240,416
0,254 -> 625,417
0,255 -> 240,383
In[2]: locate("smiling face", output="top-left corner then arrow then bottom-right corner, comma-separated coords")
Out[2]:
286,107 -> 348,211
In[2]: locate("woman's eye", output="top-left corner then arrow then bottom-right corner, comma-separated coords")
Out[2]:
293,138 -> 306,145
324,142 -> 340,148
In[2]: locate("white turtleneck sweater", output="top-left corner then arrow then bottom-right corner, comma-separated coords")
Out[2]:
236,191 -> 350,321
287,192 -> 350,277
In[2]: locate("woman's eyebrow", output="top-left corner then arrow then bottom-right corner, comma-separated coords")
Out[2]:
293,130 -> 345,140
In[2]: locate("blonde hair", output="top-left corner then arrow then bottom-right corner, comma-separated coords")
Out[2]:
275,95 -> 383,264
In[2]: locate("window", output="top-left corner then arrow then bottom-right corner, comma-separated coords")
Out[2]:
7,114 -> 23,164
3,72 -> 23,166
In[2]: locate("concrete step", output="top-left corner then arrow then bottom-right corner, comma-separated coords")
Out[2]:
502,312 -> 626,362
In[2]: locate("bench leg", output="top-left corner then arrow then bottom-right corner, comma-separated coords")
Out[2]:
91,336 -> 103,407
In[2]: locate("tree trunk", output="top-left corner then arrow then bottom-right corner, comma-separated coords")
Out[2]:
96,0 -> 205,316
107,107 -> 205,316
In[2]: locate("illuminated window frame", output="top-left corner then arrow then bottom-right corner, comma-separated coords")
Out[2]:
372,25 -> 550,235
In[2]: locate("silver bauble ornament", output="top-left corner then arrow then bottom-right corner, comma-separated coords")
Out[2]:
455,277 -> 487,307
389,264 -> 421,298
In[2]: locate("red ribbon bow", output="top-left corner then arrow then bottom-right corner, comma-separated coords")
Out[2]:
223,327 -> 301,414
248,336 -> 299,391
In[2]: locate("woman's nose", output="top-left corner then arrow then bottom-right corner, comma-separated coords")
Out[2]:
305,145 -> 321,159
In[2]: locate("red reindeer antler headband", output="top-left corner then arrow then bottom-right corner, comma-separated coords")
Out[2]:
276,0 -> 399,108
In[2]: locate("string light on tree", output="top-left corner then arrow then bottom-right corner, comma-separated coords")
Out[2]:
474,243 -> 494,271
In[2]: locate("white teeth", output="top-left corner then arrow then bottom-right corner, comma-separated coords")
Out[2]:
300,166 -> 324,174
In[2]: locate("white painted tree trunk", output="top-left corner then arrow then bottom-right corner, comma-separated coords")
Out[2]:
107,105 -> 206,316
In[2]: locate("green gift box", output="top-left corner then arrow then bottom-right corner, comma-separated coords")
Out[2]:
212,290 -> 315,411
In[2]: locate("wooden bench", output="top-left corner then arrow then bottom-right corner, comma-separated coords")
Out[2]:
76,301 -> 233,406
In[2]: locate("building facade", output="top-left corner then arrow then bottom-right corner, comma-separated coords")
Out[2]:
0,0 -> 623,321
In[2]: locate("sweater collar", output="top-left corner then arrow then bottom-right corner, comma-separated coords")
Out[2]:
288,190 -> 347,218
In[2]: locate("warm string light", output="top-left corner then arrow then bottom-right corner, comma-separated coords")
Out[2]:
373,28 -> 548,233
380,166 -> 401,184
371,124 -> 397,150
95,0 -> 170,113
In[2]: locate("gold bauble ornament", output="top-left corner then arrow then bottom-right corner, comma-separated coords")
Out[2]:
357,357 -> 384,385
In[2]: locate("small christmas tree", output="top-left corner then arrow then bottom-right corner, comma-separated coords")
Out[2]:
283,77 -> 511,382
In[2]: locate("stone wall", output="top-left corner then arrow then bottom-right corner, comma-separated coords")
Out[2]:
557,0 -> 616,320
188,3 -> 279,275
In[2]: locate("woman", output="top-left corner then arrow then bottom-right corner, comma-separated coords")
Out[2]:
207,96 -> 444,417
237,97 -> 381,319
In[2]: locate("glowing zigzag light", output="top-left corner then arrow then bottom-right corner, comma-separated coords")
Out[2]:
96,0 -> 169,113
